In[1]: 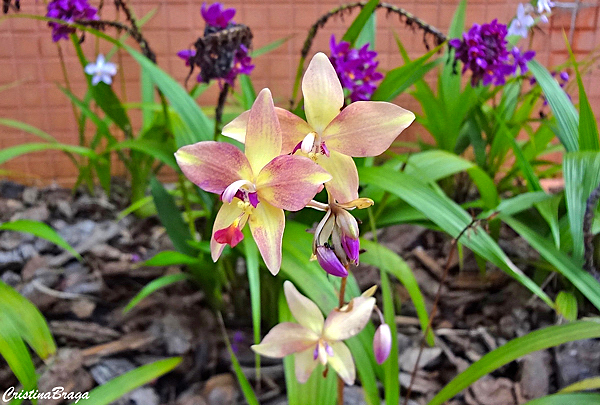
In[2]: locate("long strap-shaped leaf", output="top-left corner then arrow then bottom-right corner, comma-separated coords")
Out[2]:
428,321 -> 600,405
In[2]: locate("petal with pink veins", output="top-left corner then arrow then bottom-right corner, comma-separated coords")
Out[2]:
302,53 -> 344,134
323,296 -> 376,341
283,281 -> 324,335
322,101 -> 415,157
251,323 -> 318,358
210,202 -> 245,262
294,347 -> 319,383
245,88 -> 282,174
175,141 -> 253,194
316,151 -> 359,203
248,201 -> 285,275
328,341 -> 356,385
256,155 -> 332,211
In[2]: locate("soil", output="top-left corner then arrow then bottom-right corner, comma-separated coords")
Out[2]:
0,179 -> 598,405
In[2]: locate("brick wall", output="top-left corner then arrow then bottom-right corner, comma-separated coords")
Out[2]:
0,0 -> 598,186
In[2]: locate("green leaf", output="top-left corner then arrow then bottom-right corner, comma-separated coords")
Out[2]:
428,321 -> 600,405
563,152 -> 600,260
75,358 -> 181,405
239,74 -> 257,111
341,0 -> 379,46
528,60 -> 579,152
478,191 -> 552,220
0,280 -> 56,360
150,177 -> 195,256
0,314 -> 37,391
0,220 -> 82,261
223,317 -> 260,405
0,118 -> 57,142
360,166 -> 553,307
243,228 -> 262,375
524,393 -> 600,405
140,251 -> 201,267
356,12 -> 376,49
503,217 -> 600,312
560,376 -> 600,393
123,273 -> 190,313
126,46 -> 213,145
555,291 -> 578,321
371,45 -> 442,102
361,239 -> 434,346
448,0 -> 467,39
380,270 -> 399,405
109,139 -> 178,170
0,143 -> 95,165
250,36 -> 291,58
90,81 -> 132,135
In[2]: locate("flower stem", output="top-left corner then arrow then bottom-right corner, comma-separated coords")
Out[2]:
337,274 -> 348,405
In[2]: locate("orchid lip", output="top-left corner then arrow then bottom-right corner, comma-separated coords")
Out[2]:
222,179 -> 259,207
316,246 -> 348,277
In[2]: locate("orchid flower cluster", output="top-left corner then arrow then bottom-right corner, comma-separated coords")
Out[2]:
46,0 -> 99,42
449,19 -> 535,86
329,35 -> 383,102
176,52 -> 414,384
177,2 -> 254,87
507,0 -> 555,38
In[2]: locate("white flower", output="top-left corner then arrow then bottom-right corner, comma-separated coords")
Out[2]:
84,54 -> 117,86
507,3 -> 535,38
537,0 -> 555,14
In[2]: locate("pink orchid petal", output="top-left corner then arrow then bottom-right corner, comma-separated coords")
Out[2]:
221,110 -> 249,144
294,347 -> 319,383
245,88 -> 282,174
323,296 -> 376,341
251,323 -> 318,358
175,141 -> 253,194
302,53 -> 344,133
322,101 -> 415,157
248,201 -> 285,275
316,151 -> 359,203
283,281 -> 324,336
221,107 -> 311,154
328,341 -> 356,385
210,202 -> 245,262
256,155 -> 332,211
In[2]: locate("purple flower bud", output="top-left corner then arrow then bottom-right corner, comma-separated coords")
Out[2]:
559,71 -> 569,82
316,246 -> 348,277
341,234 -> 360,264
177,49 -> 196,66
201,2 -> 236,28
373,324 -> 392,364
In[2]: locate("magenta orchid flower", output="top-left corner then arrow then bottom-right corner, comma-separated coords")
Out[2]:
252,281 -> 376,385
175,89 -> 331,275
221,52 -> 415,203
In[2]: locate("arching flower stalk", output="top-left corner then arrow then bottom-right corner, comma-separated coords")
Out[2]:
175,89 -> 331,275
252,281 -> 377,385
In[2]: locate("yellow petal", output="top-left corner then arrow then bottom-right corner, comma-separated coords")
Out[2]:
316,151 -> 359,203
245,88 -> 282,174
283,281 -> 324,335
221,110 -> 249,143
328,341 -> 356,385
302,53 -> 344,134
249,201 -> 284,275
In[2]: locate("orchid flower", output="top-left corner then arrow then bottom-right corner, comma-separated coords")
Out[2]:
175,89 -> 331,275
309,195 -> 373,277
84,54 -> 117,86
222,52 -> 415,203
252,281 -> 376,385
507,4 -> 535,38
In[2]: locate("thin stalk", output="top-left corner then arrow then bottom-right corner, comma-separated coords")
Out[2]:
179,173 -> 197,242
337,275 -> 348,405
215,82 -> 230,139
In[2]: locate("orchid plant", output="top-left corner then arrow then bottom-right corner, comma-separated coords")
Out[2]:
175,51 -> 415,392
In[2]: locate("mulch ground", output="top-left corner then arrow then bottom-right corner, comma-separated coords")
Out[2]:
0,179 -> 598,405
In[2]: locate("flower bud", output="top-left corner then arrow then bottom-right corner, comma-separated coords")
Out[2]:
316,246 -> 348,277
341,234 -> 360,263
373,324 -> 392,364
